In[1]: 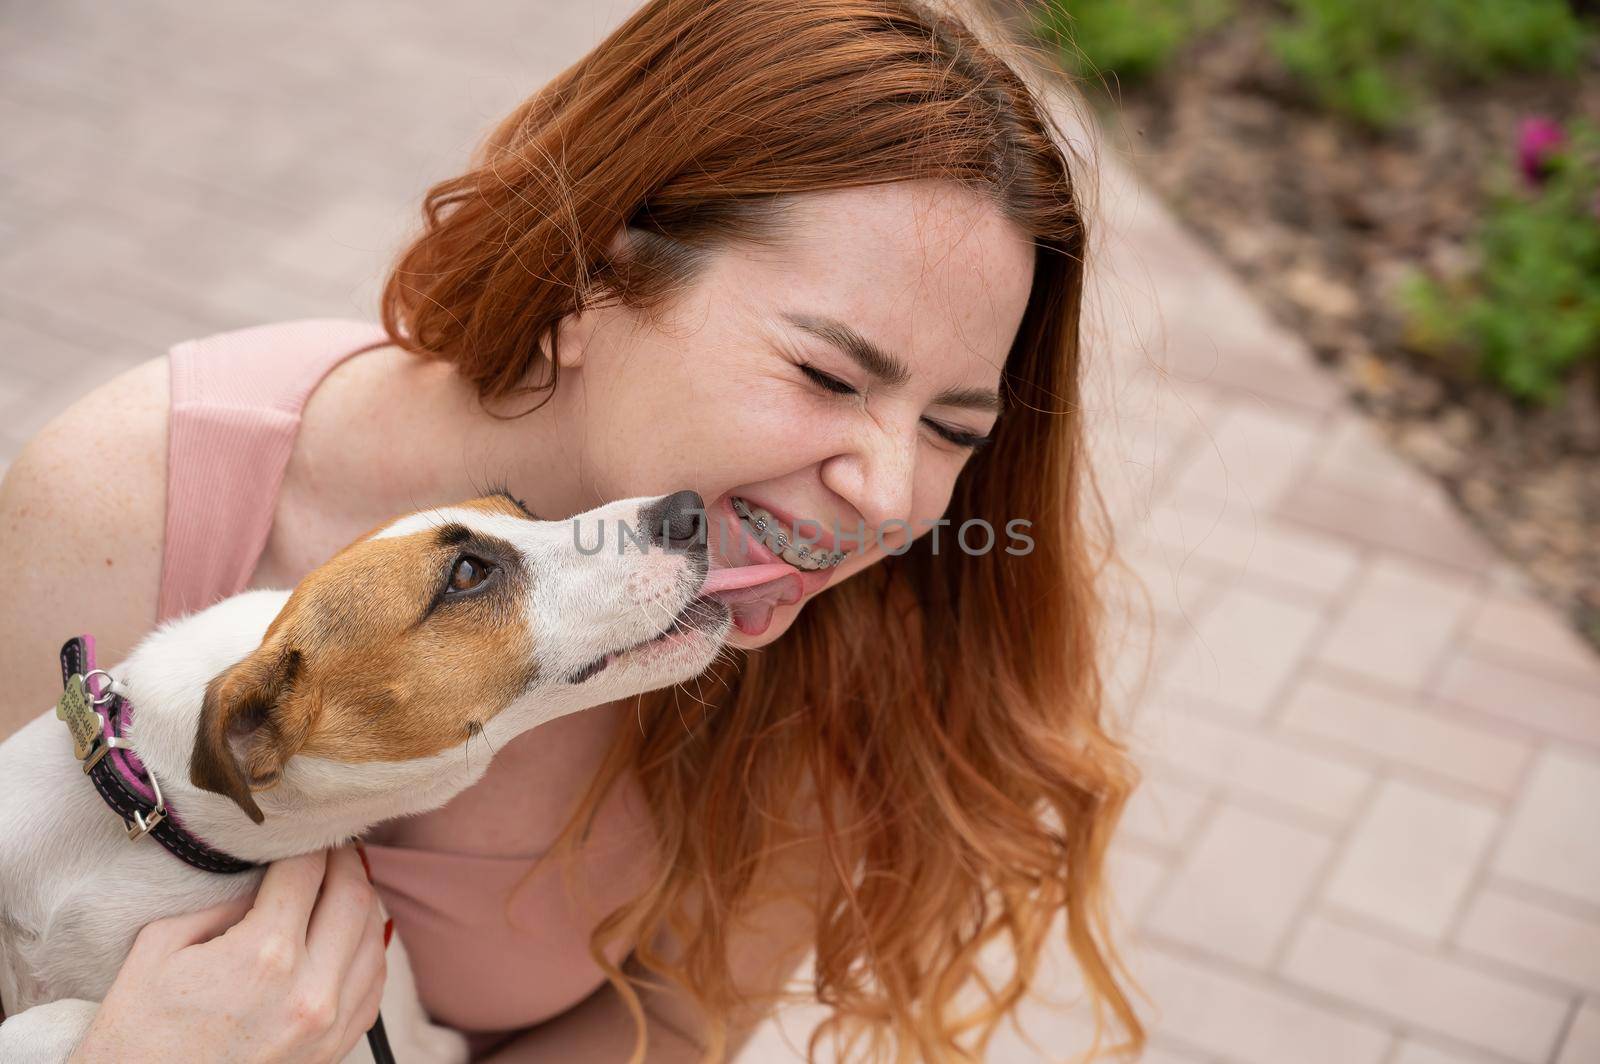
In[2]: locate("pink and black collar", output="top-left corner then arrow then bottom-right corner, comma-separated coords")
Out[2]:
59,635 -> 256,876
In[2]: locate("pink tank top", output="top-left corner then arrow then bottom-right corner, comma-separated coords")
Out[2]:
157,319 -> 655,1040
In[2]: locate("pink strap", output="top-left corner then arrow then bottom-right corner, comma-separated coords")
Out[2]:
156,319 -> 390,623
75,633 -> 157,806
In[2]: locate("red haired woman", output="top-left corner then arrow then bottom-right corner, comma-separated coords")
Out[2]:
0,1 -> 1143,1059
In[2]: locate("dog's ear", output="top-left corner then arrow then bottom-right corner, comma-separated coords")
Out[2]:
190,646 -> 310,824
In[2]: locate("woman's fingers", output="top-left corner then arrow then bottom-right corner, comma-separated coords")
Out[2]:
240,850 -> 329,941
305,846 -> 382,976
133,846 -> 391,1063
334,977 -> 389,1062
134,891 -> 256,957
304,844 -> 390,1059
330,896 -> 390,1057
72,849 -> 398,1064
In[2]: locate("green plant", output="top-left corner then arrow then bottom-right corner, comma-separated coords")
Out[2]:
1401,121 -> 1600,404
1033,0 -> 1234,84
1270,0 -> 1592,129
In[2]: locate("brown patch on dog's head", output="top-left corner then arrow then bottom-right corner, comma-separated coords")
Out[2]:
190,494 -> 539,823
467,490 -> 537,521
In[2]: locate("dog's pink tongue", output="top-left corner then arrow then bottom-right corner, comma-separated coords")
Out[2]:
701,564 -> 794,594
702,565 -> 803,635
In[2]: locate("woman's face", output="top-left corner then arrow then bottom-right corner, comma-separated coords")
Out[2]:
551,179 -> 1036,648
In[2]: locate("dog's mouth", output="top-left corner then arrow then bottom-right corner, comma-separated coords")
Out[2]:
564,594 -> 727,685
562,563 -> 805,685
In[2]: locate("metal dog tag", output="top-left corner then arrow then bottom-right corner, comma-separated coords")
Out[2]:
55,673 -> 102,761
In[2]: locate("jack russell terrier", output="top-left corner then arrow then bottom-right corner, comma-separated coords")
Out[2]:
0,488 -> 803,1062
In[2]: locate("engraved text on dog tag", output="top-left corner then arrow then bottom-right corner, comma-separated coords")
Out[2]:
55,673 -> 102,761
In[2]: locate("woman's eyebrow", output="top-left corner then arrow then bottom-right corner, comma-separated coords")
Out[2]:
782,311 -> 910,386
931,384 -> 1002,413
780,310 -> 1002,413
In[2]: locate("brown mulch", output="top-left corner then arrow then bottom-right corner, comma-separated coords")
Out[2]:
1075,1 -> 1600,651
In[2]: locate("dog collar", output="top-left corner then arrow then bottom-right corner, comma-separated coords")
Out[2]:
57,634 -> 258,876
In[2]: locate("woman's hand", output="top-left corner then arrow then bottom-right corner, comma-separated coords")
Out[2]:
69,846 -> 388,1064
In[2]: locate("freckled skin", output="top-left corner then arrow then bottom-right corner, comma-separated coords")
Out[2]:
522,180 -> 1037,648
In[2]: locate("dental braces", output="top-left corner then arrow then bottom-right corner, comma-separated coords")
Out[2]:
733,499 -> 846,568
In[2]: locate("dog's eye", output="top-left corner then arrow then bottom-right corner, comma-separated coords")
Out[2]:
447,555 -> 492,593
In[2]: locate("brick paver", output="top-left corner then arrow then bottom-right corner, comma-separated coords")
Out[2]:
4,4 -> 1597,1062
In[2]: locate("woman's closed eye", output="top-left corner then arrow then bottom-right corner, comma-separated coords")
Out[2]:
798,363 -> 994,450
926,420 -> 994,450
799,362 -> 856,395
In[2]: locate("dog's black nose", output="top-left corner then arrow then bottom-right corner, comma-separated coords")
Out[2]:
641,490 -> 706,550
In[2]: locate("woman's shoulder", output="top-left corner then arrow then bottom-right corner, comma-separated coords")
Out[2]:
168,317 -> 388,414
0,356 -> 171,738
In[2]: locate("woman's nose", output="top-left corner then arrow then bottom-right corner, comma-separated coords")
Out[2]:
822,425 -> 917,536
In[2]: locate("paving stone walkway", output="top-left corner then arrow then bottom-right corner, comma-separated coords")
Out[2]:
3,4 -> 1597,1062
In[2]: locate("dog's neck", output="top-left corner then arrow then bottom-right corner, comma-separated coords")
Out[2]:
104,589 -> 570,865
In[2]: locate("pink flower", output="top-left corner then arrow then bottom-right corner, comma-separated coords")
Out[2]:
1518,116 -> 1566,187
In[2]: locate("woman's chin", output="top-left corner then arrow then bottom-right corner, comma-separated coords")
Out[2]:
724,606 -> 798,649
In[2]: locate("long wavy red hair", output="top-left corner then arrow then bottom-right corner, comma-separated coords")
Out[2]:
376,1 -> 1145,1059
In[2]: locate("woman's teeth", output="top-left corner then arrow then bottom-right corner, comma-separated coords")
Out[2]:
731,497 -> 847,572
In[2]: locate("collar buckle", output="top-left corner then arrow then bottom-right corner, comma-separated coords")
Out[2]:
123,753 -> 167,841
127,805 -> 167,841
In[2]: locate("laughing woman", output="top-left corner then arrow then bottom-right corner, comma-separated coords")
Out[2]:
0,0 -> 1144,1060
